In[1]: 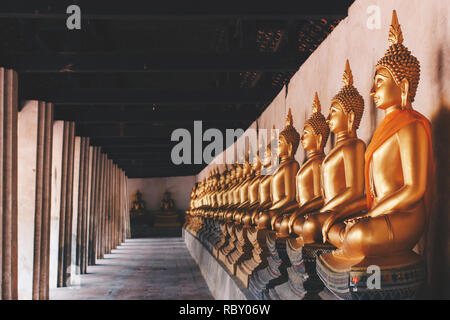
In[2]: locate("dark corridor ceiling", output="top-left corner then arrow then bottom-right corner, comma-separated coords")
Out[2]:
0,0 -> 354,178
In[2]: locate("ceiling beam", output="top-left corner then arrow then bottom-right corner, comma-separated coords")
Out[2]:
2,53 -> 302,73
54,107 -> 258,123
89,137 -> 171,146
0,1 -> 350,21
21,88 -> 278,105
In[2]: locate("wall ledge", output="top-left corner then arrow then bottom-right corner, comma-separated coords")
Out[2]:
183,228 -> 255,300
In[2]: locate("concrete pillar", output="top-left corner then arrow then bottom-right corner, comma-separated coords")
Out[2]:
112,164 -> 117,249
18,100 -> 53,300
88,147 -> 100,265
96,153 -> 106,260
57,121 -> 75,287
76,137 -> 90,274
125,174 -> 131,239
40,102 -> 53,300
70,137 -> 81,284
50,121 -> 64,290
17,101 -> 38,300
63,122 -> 75,285
0,68 -> 18,300
81,144 -> 92,273
75,138 -> 85,269
104,160 -> 109,255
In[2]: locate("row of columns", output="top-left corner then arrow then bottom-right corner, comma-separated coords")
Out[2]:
0,67 -> 131,299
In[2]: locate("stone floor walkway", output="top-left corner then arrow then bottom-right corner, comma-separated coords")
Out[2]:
50,238 -> 213,300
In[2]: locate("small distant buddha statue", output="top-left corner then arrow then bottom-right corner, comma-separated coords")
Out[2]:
160,191 -> 175,211
258,109 -> 300,233
301,60 -> 367,245
321,11 -> 434,270
278,93 -> 330,242
131,190 -> 146,216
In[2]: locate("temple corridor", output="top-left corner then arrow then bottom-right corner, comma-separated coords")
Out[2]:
50,238 -> 213,300
0,0 -> 448,303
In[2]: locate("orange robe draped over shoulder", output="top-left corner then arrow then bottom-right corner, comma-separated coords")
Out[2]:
364,108 -> 434,217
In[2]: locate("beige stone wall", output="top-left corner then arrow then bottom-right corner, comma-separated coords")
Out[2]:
128,175 -> 196,211
195,0 -> 450,298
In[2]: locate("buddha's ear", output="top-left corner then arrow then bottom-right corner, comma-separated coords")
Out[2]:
347,110 -> 355,133
288,142 -> 293,156
400,78 -> 410,109
316,133 -> 323,151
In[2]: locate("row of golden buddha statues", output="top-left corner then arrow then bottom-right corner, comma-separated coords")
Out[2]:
184,11 -> 434,300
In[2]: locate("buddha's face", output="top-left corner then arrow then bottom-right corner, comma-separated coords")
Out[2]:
301,124 -> 317,152
243,161 -> 250,176
278,135 -> 290,157
252,155 -> 262,172
327,102 -> 348,134
262,147 -> 272,167
370,67 -> 402,110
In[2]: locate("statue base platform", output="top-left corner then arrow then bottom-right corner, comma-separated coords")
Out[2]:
316,252 -> 427,300
183,228 -> 254,300
235,228 -> 270,289
248,232 -> 290,300
270,240 -> 335,300
153,210 -> 181,227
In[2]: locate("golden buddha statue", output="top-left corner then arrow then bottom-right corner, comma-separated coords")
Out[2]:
278,93 -> 330,243
131,190 -> 146,216
213,169 -> 225,220
226,149 -> 257,273
254,126 -> 277,228
184,184 -> 198,231
258,109 -> 300,233
235,139 -> 273,287
321,11 -> 434,272
212,168 -> 231,257
160,191 -> 175,211
237,146 -> 259,227
219,161 -> 246,263
214,164 -> 239,258
219,167 -> 232,220
247,143 -> 263,225
301,60 -> 367,245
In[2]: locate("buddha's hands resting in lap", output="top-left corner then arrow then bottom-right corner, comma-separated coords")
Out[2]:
270,210 -> 279,230
321,211 -> 338,243
288,211 -> 299,234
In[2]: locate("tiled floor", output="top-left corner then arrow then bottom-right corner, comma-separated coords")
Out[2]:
50,238 -> 213,300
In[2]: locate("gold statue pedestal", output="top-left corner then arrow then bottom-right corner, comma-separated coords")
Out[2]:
316,252 -> 427,300
154,209 -> 181,227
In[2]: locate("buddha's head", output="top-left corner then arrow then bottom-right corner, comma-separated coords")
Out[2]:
328,60 -> 364,135
371,10 -> 420,111
252,143 -> 263,173
229,164 -> 237,181
235,162 -> 243,180
224,169 -> 230,185
219,171 -> 225,186
262,125 -> 275,168
302,92 -> 329,153
278,108 -> 300,158
242,149 -> 252,177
